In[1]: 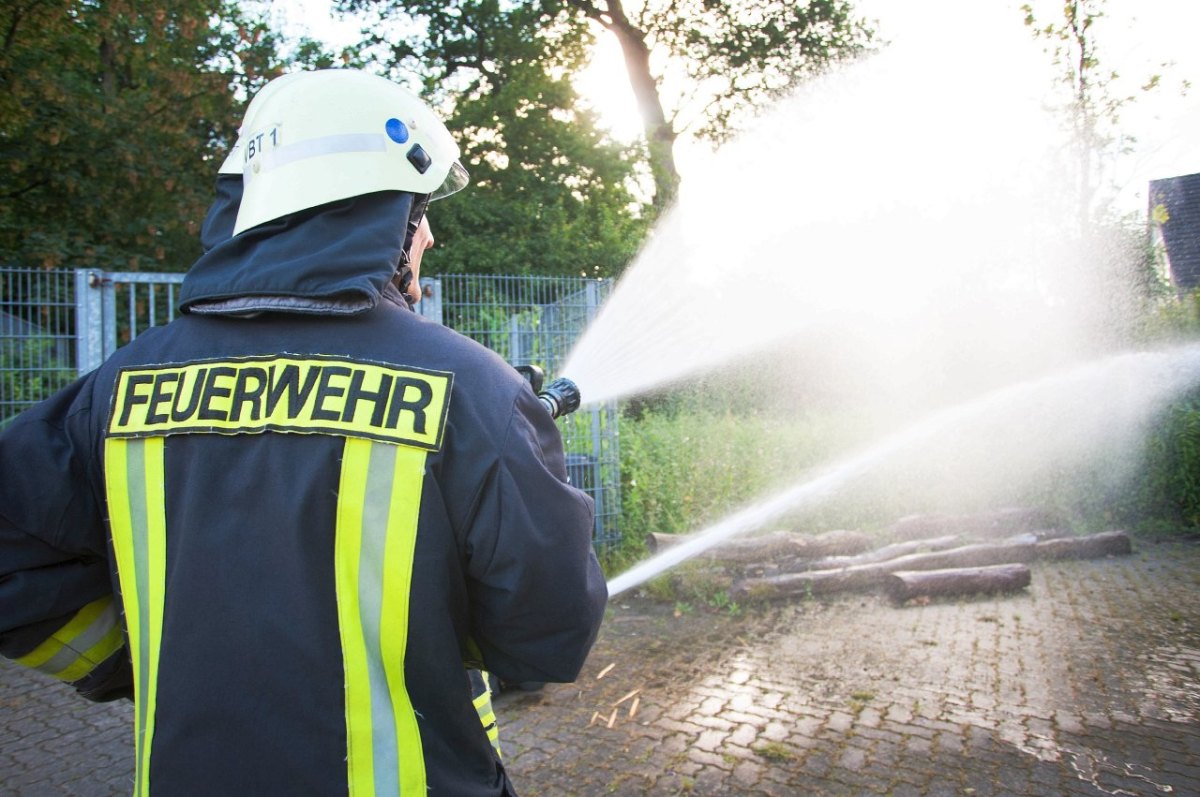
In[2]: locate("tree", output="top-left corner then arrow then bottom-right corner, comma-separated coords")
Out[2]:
1020,0 -> 1171,237
341,0 -> 651,277
557,0 -> 875,207
1021,0 -> 1179,344
0,1 -> 284,273
344,1 -> 873,210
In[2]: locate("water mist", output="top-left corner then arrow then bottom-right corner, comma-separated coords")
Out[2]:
607,345 -> 1200,596
553,2 -> 1197,593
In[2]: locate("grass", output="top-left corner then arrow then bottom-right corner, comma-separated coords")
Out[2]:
753,742 -> 797,762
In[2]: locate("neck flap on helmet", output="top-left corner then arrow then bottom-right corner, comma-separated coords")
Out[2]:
179,186 -> 419,315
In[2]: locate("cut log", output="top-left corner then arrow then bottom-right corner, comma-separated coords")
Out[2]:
731,531 -> 1131,602
732,535 -> 1039,601
956,507 -> 1063,540
886,564 -> 1032,602
887,507 -> 1062,542
804,534 -> 962,571
645,528 -> 872,563
1035,530 -> 1131,560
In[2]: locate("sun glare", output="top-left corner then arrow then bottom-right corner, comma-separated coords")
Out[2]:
573,34 -> 644,143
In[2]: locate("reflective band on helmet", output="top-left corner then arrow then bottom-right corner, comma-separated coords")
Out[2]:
105,436 -> 168,797
236,132 -> 467,199
245,133 -> 389,180
15,596 -> 124,683
335,437 -> 428,796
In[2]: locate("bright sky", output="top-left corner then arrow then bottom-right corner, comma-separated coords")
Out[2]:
282,0 -> 1198,207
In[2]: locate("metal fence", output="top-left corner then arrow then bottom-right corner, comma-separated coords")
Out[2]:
1,267 -> 78,421
425,275 -> 621,548
0,267 -> 620,548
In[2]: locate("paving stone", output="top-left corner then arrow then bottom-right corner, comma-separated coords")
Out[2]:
3,540 -> 1199,795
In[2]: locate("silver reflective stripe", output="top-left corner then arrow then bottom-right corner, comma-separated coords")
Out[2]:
252,133 -> 387,176
33,601 -> 119,676
362,440 -> 402,794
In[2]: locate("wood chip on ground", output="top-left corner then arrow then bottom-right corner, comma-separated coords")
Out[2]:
612,688 -> 641,706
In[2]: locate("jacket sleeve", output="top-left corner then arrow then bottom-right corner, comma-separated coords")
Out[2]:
0,378 -> 132,702
461,388 -> 608,685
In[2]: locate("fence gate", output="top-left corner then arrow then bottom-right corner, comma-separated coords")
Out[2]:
75,269 -> 187,374
2,267 -> 620,548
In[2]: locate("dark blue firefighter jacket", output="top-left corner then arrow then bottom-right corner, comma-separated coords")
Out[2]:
0,185 -> 607,795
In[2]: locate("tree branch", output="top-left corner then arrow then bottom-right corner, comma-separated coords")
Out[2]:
3,0 -> 51,60
1,178 -> 48,201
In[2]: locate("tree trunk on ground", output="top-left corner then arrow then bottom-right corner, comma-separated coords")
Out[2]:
886,564 -> 1032,603
887,507 -> 1062,542
804,534 -> 962,571
1035,530 -> 1131,560
731,531 -> 1131,602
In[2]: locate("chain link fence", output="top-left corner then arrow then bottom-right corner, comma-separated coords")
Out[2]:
0,267 -> 621,548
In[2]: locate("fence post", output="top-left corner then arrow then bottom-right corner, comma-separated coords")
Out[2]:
584,279 -> 607,541
74,269 -> 107,376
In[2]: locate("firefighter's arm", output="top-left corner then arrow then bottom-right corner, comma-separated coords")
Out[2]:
462,389 -> 608,685
0,382 -> 132,702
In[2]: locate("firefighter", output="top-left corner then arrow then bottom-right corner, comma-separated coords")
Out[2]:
0,69 -> 607,795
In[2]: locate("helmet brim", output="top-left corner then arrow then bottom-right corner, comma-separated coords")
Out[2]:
432,161 -> 470,201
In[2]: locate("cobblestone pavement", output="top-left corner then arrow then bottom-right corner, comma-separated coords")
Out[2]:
2,539 -> 1198,796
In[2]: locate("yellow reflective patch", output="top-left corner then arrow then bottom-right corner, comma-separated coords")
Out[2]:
336,438 -> 428,795
107,355 -> 452,450
105,436 -> 168,797
15,596 -> 123,682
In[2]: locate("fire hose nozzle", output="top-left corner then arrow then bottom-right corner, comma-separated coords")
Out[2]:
537,377 -> 581,419
514,365 -> 544,394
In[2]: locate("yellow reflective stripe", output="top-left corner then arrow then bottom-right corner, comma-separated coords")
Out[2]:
472,674 -> 501,758
336,439 -> 374,793
105,436 -> 167,797
486,725 -> 501,756
15,596 -> 124,682
336,438 -> 428,796
380,443 -> 428,790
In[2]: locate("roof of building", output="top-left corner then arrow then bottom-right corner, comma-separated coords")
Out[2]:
1150,171 -> 1200,289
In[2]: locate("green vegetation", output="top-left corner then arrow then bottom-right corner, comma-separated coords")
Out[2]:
1,338 -> 75,426
603,295 -> 1200,580
0,1 -> 287,273
753,742 -> 796,762
344,0 -> 875,209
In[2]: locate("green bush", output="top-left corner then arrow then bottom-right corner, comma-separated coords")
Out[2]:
611,403 -> 860,565
0,337 -> 75,427
1123,393 -> 1200,531
610,381 -> 1200,575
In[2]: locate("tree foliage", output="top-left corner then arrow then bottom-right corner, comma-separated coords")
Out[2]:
560,0 -> 875,206
0,0 -> 284,273
1020,0 -> 1172,234
341,0 -> 651,278
347,0 -> 875,210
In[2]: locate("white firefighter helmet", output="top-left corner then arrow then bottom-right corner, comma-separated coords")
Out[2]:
219,69 -> 469,236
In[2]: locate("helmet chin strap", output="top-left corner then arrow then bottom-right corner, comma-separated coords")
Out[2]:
396,251 -> 416,305
396,192 -> 432,305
